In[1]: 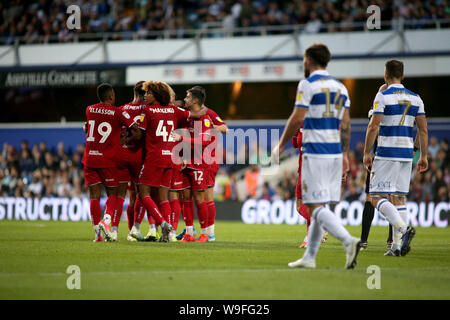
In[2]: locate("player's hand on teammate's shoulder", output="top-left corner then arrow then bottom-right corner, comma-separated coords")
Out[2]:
378,83 -> 388,92
170,131 -> 182,142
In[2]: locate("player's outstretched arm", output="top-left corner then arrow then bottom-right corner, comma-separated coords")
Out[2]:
276,107 -> 306,152
213,124 -> 229,134
415,115 -> 428,173
340,108 -> 351,178
363,114 -> 382,171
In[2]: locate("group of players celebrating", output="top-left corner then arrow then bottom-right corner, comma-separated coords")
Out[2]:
82,80 -> 228,243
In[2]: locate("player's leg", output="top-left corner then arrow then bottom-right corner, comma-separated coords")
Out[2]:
205,165 -> 218,241
369,160 -> 414,256
136,166 -> 172,242
84,166 -> 104,241
360,166 -> 375,249
88,183 -> 103,242
169,190 -> 182,241
296,197 -> 310,248
107,181 -> 127,239
289,156 -> 360,269
127,184 -> 136,231
205,187 -> 216,241
193,189 -> 209,242
179,187 -> 196,242
137,184 -> 169,238
360,194 -> 375,250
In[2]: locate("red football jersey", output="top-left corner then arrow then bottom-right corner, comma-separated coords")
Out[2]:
206,107 -> 226,127
83,103 -> 134,168
184,114 -> 215,169
292,121 -> 304,174
117,102 -> 146,163
205,107 -> 225,165
140,104 -> 191,168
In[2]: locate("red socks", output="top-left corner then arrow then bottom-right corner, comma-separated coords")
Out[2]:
126,202 -> 134,230
206,201 -> 215,228
159,200 -> 172,225
90,199 -> 102,225
105,195 -> 116,217
170,199 -> 181,231
142,196 -> 164,225
134,197 -> 146,224
298,204 -> 311,232
182,200 -> 194,227
196,201 -> 208,229
112,196 -> 125,228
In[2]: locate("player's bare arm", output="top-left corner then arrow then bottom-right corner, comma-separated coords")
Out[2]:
274,107 -> 307,156
415,114 -> 429,173
340,108 -> 351,178
363,114 -> 382,171
213,124 -> 229,134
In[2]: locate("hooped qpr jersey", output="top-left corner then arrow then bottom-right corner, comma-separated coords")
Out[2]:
140,104 -> 191,168
83,103 -> 134,168
372,83 -> 425,162
295,70 -> 350,158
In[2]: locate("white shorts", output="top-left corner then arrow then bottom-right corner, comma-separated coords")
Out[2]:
301,155 -> 342,204
369,159 -> 412,196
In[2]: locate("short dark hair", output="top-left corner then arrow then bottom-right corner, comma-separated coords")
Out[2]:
134,81 -> 145,97
304,43 -> 331,68
188,86 -> 206,105
385,59 -> 404,79
97,83 -> 114,102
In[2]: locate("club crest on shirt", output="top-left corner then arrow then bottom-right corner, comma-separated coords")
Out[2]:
204,119 -> 211,127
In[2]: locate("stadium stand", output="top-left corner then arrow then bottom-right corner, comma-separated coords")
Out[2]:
1,0 -> 449,44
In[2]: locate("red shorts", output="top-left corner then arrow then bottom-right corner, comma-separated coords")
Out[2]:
116,160 -> 142,184
138,164 -> 173,188
207,164 -> 219,188
84,166 -> 119,188
185,167 -> 208,191
170,168 -> 190,191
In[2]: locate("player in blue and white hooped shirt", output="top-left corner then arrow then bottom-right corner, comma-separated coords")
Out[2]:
363,59 -> 428,257
273,43 -> 361,269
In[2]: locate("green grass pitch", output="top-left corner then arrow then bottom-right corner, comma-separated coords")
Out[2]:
0,220 -> 449,300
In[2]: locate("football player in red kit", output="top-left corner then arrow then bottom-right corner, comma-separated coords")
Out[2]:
132,81 -> 206,242
83,83 -> 135,242
171,86 -> 216,242
114,81 -> 148,242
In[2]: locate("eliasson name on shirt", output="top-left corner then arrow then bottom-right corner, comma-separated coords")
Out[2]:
89,107 -> 115,116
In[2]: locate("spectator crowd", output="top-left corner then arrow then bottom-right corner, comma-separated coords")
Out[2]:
1,0 -> 449,44
1,137 -> 449,205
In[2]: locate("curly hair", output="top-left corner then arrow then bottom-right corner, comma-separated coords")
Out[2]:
142,81 -> 171,106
